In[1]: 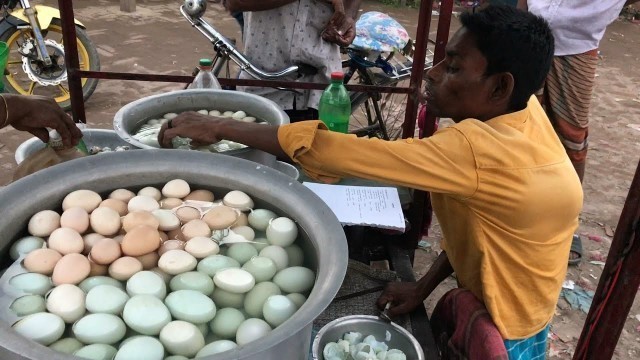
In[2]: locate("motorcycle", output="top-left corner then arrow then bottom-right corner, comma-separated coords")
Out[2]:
0,0 -> 99,110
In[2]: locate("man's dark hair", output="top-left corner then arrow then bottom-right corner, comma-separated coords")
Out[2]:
460,5 -> 554,110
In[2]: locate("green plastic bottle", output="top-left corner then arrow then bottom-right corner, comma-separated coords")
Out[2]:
318,72 -> 351,133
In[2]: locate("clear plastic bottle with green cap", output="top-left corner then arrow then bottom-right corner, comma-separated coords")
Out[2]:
188,58 -> 221,90
318,72 -> 351,133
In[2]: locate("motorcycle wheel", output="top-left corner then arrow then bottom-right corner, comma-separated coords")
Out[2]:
0,18 -> 100,110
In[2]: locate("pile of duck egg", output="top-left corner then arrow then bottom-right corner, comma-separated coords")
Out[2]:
1,179 -> 315,359
133,110 -> 263,151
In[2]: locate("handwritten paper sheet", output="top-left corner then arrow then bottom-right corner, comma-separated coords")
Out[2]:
303,183 -> 405,231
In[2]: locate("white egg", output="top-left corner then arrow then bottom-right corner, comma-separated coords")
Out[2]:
266,217 -> 298,247
126,271 -> 167,299
46,284 -> 86,323
28,210 -> 60,237
13,312 -> 65,345
273,266 -> 315,293
184,236 -> 219,259
243,282 -> 281,318
109,189 -> 136,203
159,320 -> 205,357
196,340 -> 238,357
248,209 -> 277,231
138,186 -> 162,201
73,313 -> 127,344
232,225 -> 256,242
263,295 -> 297,327
152,209 -> 181,231
209,308 -> 245,339
9,236 -> 45,260
48,227 -> 84,255
86,284 -> 129,315
235,318 -> 271,346
122,295 -> 171,335
90,207 -> 122,236
214,268 -> 255,294
128,195 -> 160,213
259,245 -> 289,271
162,179 -> 191,199
62,190 -> 102,212
158,250 -> 197,275
223,190 -> 254,210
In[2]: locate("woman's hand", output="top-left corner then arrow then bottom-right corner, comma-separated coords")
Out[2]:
3,94 -> 82,148
158,111 -> 229,148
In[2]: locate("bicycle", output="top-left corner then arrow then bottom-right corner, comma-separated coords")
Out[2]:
181,0 -> 435,140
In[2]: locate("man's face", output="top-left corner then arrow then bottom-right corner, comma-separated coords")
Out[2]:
423,28 -> 496,122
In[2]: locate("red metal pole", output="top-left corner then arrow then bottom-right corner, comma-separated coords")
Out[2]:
573,158 -> 640,359
58,0 -> 86,123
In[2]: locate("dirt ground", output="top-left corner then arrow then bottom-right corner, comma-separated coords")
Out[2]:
0,0 -> 639,358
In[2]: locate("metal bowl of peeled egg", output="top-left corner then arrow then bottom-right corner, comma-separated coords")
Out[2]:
0,150 -> 347,360
312,315 -> 425,360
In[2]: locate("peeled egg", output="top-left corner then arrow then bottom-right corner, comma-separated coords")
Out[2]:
158,239 -> 186,256
241,116 -> 257,123
158,250 -> 197,275
13,312 -> 65,345
123,295 -> 171,335
62,189 -> 102,212
273,266 -> 315,293
184,236 -> 219,258
266,217 -> 298,247
248,209 -> 277,231
181,219 -> 211,239
10,295 -> 46,317
79,276 -> 124,293
165,290 -> 217,323
82,233 -> 105,255
175,206 -> 201,223
227,243 -> 258,265
203,205 -> 238,230
60,207 -> 90,234
108,256 -> 143,281
121,225 -> 161,256
196,254 -> 240,277
162,179 -> 191,199
23,248 -> 62,275
74,344 -> 118,360
126,271 -> 167,299
45,284 -> 86,323
170,271 -> 215,296
28,210 -> 60,237
86,284 -> 129,315
214,268 -> 255,294
52,253 -> 91,285
160,320 -> 205,357
138,186 -> 162,201
115,336 -> 165,360
211,288 -> 245,309
123,211 -> 160,232
161,197 -> 184,210
90,238 -> 122,265
231,110 -> 246,119
243,281 -> 281,318
222,111 -> 234,117
109,188 -> 136,203
285,244 -> 305,267
48,227 -> 84,255
9,236 -> 45,260
184,189 -> 215,202
99,198 -> 128,216
259,245 -> 289,271
223,190 -> 254,210
263,295 -> 297,327
196,340 -> 238,357
235,318 -> 271,346
242,256 -> 278,283
128,195 -> 160,213
90,207 -> 122,236
152,209 -> 181,231
49,337 -> 84,354
9,273 -> 52,295
209,110 -> 221,117
286,293 -> 307,309
136,251 -> 160,270
164,112 -> 178,120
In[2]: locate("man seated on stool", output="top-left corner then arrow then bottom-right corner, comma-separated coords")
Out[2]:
159,6 -> 583,358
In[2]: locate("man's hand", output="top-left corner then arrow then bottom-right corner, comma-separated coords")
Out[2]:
322,12 -> 356,47
376,281 -> 426,317
158,112 -> 228,148
4,95 -> 82,148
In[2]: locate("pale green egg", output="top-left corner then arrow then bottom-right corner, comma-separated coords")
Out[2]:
284,244 -> 305,267
79,276 -> 124,293
286,293 -> 307,309
210,288 -> 245,308
165,356 -> 190,360
195,340 -> 238,358
263,295 -> 297,327
9,236 -> 45,260
115,336 -> 164,360
9,273 -> 52,295
73,313 -> 126,344
150,267 -> 173,286
159,320 -> 205,357
266,217 -> 298,247
165,290 -> 217,323
10,295 -> 46,316
273,266 -> 315,293
13,312 -> 64,345
242,256 -> 277,283
252,237 -> 270,252
248,209 -> 277,231
226,243 -> 258,265
126,271 -> 167,299
258,246 -> 289,271
209,307 -> 245,339
235,318 -> 271,346
169,271 -> 215,296
74,344 -> 118,360
243,282 -> 281,318
49,337 -> 84,354
196,255 -> 240,277
85,285 -> 129,315
122,295 -> 171,335
196,322 -> 209,338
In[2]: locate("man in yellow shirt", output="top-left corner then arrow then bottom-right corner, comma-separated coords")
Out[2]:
159,5 -> 583,358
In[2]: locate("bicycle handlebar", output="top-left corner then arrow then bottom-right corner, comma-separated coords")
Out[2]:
180,5 -> 304,80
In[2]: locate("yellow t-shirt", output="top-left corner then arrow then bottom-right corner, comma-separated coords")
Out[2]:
277,96 -> 583,339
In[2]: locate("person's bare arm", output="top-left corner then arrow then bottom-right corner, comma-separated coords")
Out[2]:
516,0 -> 527,11
225,0 -> 298,13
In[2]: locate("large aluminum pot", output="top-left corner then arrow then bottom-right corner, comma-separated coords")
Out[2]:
113,89 -> 290,167
0,150 -> 347,360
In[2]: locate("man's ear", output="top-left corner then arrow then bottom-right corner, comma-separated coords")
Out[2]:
490,72 -> 515,106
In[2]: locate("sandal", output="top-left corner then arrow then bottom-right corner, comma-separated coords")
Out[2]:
568,234 -> 583,265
